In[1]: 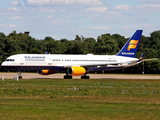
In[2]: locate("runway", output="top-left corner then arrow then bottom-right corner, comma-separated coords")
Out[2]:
0,72 -> 160,79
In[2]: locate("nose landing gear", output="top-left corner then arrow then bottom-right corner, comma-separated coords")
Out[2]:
18,71 -> 22,79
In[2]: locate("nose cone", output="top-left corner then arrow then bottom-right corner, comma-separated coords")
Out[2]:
1,62 -> 4,66
1,62 -> 7,67
1,61 -> 15,70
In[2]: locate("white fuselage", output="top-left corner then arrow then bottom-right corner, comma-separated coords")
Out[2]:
1,54 -> 138,70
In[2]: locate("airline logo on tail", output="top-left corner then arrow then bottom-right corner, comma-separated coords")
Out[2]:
127,40 -> 139,51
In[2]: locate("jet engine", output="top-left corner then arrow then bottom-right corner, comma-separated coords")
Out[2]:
38,69 -> 55,75
67,66 -> 86,76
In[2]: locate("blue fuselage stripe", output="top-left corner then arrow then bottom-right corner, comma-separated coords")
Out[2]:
2,66 -> 64,70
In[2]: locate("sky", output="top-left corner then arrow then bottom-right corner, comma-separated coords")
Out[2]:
0,0 -> 160,40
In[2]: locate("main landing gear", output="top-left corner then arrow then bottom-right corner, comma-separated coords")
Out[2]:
64,75 -> 72,79
18,71 -> 22,79
63,74 -> 90,79
81,75 -> 90,79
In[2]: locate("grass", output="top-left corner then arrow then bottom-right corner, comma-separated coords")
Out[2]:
1,79 -> 160,119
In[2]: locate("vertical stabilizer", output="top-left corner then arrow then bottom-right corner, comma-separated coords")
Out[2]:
116,30 -> 143,58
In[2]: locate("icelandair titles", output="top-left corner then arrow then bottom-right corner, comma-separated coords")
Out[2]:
24,56 -> 46,61
122,52 -> 135,55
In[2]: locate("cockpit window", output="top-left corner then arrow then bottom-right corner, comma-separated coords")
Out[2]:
5,59 -> 15,62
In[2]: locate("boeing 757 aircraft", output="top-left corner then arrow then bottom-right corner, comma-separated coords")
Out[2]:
1,30 -> 157,79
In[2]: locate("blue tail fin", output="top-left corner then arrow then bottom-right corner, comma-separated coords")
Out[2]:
116,30 -> 143,58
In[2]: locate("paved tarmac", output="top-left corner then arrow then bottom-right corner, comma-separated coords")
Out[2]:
0,72 -> 160,80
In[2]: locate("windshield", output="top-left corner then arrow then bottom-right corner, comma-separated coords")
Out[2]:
5,59 -> 15,62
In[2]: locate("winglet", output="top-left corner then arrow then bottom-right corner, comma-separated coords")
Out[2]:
116,30 -> 143,58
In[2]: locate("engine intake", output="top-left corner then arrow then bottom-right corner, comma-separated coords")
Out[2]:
67,66 -> 86,76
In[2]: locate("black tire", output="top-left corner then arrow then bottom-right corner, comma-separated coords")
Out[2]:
81,76 -> 90,79
19,76 -> 22,79
64,75 -> 72,79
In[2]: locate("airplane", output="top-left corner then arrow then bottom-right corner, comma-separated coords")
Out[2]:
1,30 -> 157,79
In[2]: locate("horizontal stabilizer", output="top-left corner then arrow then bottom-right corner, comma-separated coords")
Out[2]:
142,58 -> 158,61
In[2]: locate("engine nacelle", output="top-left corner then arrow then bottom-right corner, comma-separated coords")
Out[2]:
38,69 -> 55,75
67,66 -> 86,76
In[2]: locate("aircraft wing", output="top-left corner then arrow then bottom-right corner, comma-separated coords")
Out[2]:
138,52 -> 158,62
62,61 -> 135,68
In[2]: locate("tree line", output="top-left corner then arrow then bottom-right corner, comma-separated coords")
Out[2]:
0,30 -> 160,74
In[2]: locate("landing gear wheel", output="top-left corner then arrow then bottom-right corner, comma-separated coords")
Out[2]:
19,76 -> 22,79
81,76 -> 90,79
64,75 -> 72,79
18,71 -> 22,79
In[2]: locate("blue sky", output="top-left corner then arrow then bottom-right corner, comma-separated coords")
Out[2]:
0,0 -> 160,40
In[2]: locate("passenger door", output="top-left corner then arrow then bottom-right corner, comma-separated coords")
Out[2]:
20,58 -> 24,65
48,58 -> 52,65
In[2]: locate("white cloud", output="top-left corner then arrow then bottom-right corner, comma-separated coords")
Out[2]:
47,15 -> 54,19
0,24 -> 19,28
138,0 -> 160,4
141,4 -> 160,8
86,7 -> 107,13
10,16 -> 22,20
9,1 -> 21,6
33,7 -> 56,12
123,26 -> 138,29
88,14 -> 99,19
9,7 -> 19,11
105,11 -> 123,18
76,0 -> 102,6
60,9 -> 66,12
24,0 -> 75,6
114,5 -> 131,11
52,20 -> 68,24
90,26 -> 111,30
135,4 -> 160,13
143,24 -> 154,28
138,0 -> 146,3
24,0 -> 102,6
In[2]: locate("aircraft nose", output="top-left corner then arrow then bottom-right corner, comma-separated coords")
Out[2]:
1,62 -> 4,66
1,62 -> 6,67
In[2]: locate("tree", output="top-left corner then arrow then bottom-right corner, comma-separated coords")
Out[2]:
82,37 -> 96,54
112,34 -> 126,49
95,33 -> 119,55
0,32 -> 6,62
